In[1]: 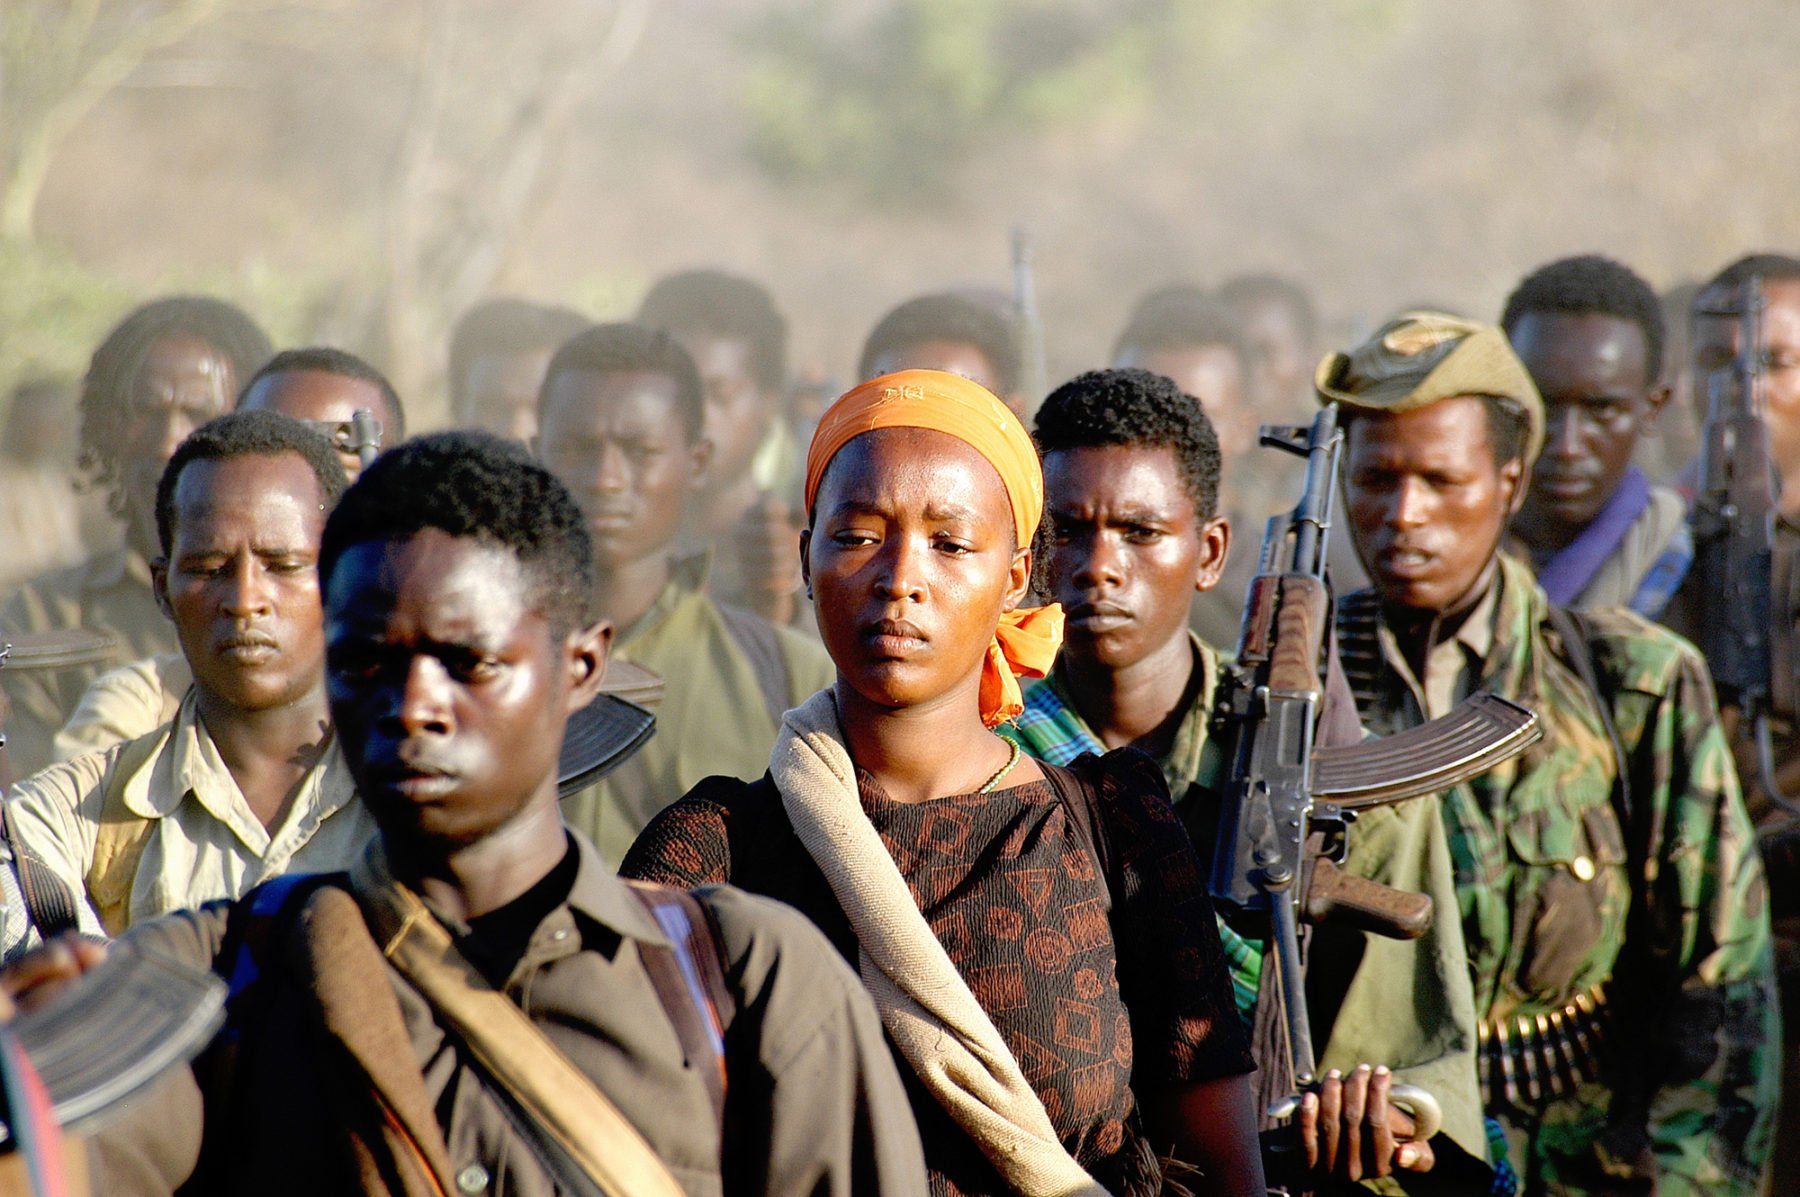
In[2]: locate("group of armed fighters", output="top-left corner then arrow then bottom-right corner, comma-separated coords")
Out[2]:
0,250 -> 1794,1197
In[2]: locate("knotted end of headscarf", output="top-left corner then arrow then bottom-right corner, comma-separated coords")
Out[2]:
983,603 -> 1064,727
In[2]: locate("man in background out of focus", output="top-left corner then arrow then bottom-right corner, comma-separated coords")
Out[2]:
638,269 -> 809,626
1221,273 -> 1320,413
858,290 -> 1025,415
0,379 -> 88,606
1500,254 -> 1689,618
2,297 -> 272,779
448,296 -> 588,444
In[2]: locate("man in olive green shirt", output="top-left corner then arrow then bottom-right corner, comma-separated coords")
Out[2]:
536,323 -> 832,863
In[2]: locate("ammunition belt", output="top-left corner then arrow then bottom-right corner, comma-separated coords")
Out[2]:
1477,982 -> 1607,1109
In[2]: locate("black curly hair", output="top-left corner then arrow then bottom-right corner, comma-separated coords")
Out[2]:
239,346 -> 408,439
155,410 -> 348,556
538,323 -> 705,444
857,292 -> 1021,396
638,269 -> 787,392
319,431 -> 594,636
1500,255 -> 1665,382
1033,367 -> 1222,521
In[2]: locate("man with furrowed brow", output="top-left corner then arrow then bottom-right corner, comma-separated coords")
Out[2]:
2,432 -> 925,1196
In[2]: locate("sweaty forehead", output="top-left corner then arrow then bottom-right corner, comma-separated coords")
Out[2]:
137,335 -> 234,394
814,426 -> 1014,527
326,530 -> 538,639
1044,443 -> 1193,516
171,453 -> 324,536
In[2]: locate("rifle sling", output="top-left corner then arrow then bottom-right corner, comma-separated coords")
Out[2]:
353,871 -> 688,1197
0,803 -> 82,944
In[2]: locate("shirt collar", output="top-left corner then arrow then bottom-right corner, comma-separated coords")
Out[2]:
123,689 -> 356,854
563,830 -> 671,947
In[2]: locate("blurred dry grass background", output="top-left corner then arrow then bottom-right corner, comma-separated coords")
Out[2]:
4,0 -> 1797,425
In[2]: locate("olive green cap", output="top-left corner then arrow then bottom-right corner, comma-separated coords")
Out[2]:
1314,310 -> 1544,462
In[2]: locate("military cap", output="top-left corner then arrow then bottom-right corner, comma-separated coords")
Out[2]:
1314,310 -> 1544,462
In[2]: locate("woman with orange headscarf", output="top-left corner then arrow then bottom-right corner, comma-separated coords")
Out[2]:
623,370 -> 1262,1197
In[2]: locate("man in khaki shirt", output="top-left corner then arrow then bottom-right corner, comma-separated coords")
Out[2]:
1,297 -> 272,778
4,431 -> 926,1196
4,411 -> 365,941
536,324 -> 833,863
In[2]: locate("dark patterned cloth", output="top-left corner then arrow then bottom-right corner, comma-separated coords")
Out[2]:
622,749 -> 1253,1197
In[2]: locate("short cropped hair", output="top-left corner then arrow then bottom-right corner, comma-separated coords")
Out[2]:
81,296 -> 273,509
1034,368 -> 1222,522
1500,255 -> 1666,382
1112,286 -> 1248,365
1220,274 -> 1319,348
638,270 -> 787,392
449,297 -> 590,407
240,346 -> 408,438
537,323 -> 705,444
155,410 -> 348,556
319,431 -> 594,636
1703,253 -> 1800,295
857,293 -> 1021,396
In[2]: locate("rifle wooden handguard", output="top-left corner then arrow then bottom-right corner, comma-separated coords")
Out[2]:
1304,857 -> 1432,940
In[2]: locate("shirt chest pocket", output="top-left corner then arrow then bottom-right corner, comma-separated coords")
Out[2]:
1503,802 -> 1631,1003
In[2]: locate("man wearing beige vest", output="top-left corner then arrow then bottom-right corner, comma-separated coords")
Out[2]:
2,411 -> 374,945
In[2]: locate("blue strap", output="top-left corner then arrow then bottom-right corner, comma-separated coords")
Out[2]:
225,874 -> 319,1000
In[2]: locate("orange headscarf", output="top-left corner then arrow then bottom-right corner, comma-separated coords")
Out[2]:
804,369 -> 1063,727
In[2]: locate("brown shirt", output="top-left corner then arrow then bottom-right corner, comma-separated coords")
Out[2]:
622,752 -> 1254,1196
104,832 -> 928,1196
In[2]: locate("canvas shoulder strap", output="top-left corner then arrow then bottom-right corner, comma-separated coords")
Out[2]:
624,881 -> 737,1128
716,601 -> 791,724
83,730 -> 165,935
360,878 -> 689,1197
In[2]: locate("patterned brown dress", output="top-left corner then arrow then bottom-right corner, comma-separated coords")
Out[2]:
622,748 -> 1252,1197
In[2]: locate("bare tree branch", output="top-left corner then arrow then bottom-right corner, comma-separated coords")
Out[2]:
1,0 -> 228,243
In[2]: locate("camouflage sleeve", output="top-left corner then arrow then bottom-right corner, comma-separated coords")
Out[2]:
1611,635 -> 1779,1195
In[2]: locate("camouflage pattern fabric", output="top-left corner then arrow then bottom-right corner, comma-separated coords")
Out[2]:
1337,552 -> 1779,1195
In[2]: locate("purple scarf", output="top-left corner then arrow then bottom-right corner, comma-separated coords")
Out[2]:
1535,466 -> 1652,605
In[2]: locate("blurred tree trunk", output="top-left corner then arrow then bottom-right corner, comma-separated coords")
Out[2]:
369,0 -> 650,414
0,0 -> 227,244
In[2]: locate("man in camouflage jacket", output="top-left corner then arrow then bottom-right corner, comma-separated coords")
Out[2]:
1320,310 -> 1778,1194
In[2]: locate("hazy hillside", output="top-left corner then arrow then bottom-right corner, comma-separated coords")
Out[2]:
9,0 -> 1798,420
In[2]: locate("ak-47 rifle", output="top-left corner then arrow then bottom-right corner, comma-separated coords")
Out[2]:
0,650 -> 225,1195
1208,404 -> 1542,1179
1010,228 -> 1049,410
1692,276 -> 1800,811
